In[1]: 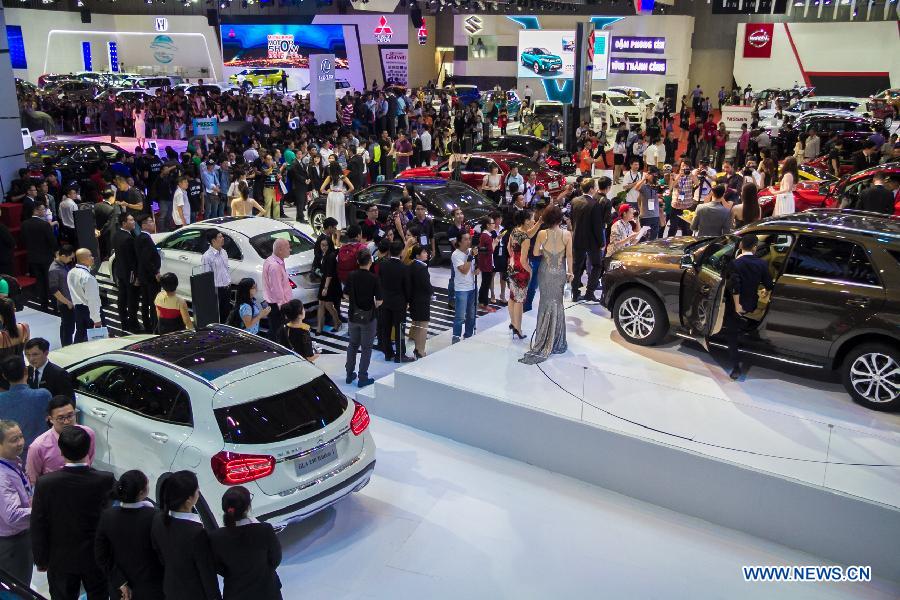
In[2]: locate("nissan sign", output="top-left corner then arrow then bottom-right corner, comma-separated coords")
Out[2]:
743,23 -> 774,58
748,30 -> 770,48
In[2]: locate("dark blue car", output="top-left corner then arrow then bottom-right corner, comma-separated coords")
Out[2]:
447,84 -> 481,105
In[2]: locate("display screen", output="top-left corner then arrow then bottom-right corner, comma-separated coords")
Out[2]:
516,29 -> 609,81
6,26 -> 27,70
222,24 -> 347,68
221,23 -> 362,90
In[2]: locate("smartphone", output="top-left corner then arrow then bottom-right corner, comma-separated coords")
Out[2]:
260,300 -> 269,309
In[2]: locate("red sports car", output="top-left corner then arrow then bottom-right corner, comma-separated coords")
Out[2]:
757,162 -> 900,216
398,151 -> 567,195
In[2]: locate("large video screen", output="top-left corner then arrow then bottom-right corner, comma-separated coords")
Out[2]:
516,30 -> 609,81
517,30 -> 575,80
220,24 -> 361,91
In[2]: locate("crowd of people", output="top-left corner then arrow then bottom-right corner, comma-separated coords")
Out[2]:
0,406 -> 282,599
2,73 -> 900,598
0,337 -> 284,600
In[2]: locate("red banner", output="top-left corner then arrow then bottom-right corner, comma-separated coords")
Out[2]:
743,23 -> 774,58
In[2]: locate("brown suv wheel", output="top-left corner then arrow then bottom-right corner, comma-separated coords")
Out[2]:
842,342 -> 900,412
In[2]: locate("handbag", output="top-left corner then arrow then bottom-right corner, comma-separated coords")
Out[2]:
348,276 -> 374,324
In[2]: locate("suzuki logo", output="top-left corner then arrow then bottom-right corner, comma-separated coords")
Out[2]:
464,15 -> 483,35
748,29 -> 771,48
154,17 -> 168,32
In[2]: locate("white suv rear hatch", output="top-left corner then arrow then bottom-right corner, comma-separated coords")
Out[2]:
211,365 -> 365,496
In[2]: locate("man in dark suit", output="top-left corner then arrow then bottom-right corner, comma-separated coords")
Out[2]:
21,202 -> 58,311
570,178 -> 602,303
851,141 -> 880,174
854,171 -> 895,214
135,214 -> 161,333
377,240 -> 413,363
31,425 -> 114,600
112,213 -> 140,331
408,244 -> 433,359
24,337 -> 74,400
725,234 -> 774,380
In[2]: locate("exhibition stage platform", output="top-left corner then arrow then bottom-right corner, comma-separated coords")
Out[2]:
358,302 -> 900,582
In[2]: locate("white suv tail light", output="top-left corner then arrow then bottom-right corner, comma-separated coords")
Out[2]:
350,401 -> 370,436
211,451 -> 276,485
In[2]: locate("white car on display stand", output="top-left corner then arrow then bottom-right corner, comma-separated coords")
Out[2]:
592,91 -> 642,130
101,216 -> 320,306
607,85 -> 656,112
51,326 -> 376,530
299,80 -> 356,100
758,95 -> 868,128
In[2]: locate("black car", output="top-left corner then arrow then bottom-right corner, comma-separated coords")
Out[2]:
307,178 -> 495,262
39,78 -> 95,100
476,134 -> 576,175
771,111 -> 880,157
601,210 -> 900,411
27,140 -> 130,186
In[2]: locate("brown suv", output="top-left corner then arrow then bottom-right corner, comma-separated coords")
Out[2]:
600,210 -> 900,411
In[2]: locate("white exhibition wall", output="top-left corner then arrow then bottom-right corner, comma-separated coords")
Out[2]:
733,21 -> 900,91
452,15 -> 694,102
5,8 -> 220,83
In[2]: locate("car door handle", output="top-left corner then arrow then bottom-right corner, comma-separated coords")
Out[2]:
150,432 -> 169,443
89,407 -> 109,418
847,298 -> 870,308
178,255 -> 190,261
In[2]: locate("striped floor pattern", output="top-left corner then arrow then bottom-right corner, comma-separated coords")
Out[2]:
26,272 -> 503,354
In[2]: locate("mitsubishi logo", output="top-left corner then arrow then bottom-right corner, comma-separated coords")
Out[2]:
374,15 -> 394,43
464,15 -> 483,35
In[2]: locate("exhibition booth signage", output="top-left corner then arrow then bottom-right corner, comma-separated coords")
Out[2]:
609,56 -> 666,75
611,36 -> 665,54
743,23 -> 774,58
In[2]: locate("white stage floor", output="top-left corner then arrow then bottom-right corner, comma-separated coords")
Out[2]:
30,418 -> 898,598
368,302 -> 900,509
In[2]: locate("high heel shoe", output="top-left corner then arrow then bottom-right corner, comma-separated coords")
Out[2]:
509,324 -> 514,330
512,327 -> 527,340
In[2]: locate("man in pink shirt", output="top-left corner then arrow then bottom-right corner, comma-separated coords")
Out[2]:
25,395 -> 95,484
262,237 -> 293,342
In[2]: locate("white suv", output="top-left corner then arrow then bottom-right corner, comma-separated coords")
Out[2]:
103,217 -> 320,306
54,326 -> 376,529
592,91 -> 642,130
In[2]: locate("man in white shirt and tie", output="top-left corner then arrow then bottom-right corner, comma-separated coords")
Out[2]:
201,228 -> 232,322
67,249 -> 102,343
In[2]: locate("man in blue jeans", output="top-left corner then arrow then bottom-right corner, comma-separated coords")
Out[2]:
450,231 -> 477,342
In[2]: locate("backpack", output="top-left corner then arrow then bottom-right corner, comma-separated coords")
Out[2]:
337,242 -> 365,284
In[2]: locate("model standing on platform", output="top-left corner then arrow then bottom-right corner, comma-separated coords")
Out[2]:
520,206 -> 573,365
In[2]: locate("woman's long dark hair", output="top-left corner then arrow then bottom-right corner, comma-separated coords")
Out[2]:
221,486 -> 252,528
158,470 -> 199,524
234,277 -> 256,309
781,156 -> 799,185
0,299 -> 17,338
327,163 -> 343,182
114,470 -> 148,504
740,182 -> 761,225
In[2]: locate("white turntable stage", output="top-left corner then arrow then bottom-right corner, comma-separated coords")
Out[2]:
358,301 -> 900,583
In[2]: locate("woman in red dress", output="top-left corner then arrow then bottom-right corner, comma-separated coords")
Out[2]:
506,210 -> 533,339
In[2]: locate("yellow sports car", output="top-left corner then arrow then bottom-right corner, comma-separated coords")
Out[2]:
228,68 -> 287,90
